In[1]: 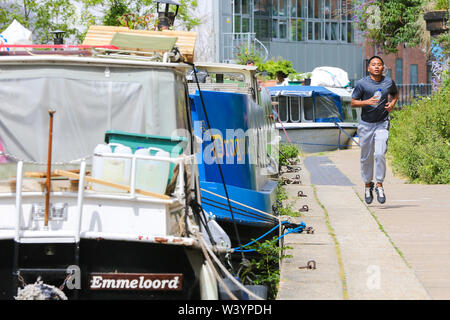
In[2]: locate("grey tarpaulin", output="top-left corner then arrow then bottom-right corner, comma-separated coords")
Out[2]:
0,62 -> 188,163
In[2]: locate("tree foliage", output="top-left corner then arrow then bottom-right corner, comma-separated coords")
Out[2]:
83,0 -> 200,31
0,0 -> 201,44
352,0 -> 425,54
0,0 -> 80,43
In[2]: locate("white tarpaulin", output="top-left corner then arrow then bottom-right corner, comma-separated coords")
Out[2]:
0,60 -> 188,163
310,67 -> 350,88
0,19 -> 32,46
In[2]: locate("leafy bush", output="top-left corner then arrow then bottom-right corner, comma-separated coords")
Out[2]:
279,143 -> 301,166
276,180 -> 288,201
239,236 -> 292,299
435,0 -> 449,10
389,80 -> 449,184
235,43 -> 265,66
257,57 -> 296,80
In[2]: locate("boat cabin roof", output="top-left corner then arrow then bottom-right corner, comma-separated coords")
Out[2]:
192,62 -> 258,72
0,55 -> 191,73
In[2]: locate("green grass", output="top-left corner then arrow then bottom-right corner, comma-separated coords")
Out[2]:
389,81 -> 449,184
239,236 -> 293,300
279,143 -> 301,166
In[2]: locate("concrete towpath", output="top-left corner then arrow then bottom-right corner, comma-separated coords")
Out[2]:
277,147 -> 450,300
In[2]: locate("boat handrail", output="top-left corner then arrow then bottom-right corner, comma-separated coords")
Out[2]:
13,152 -> 195,243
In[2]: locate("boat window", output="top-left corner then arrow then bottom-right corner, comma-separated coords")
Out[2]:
187,71 -> 251,96
289,96 -> 301,122
341,101 -> 353,122
340,101 -> 359,123
314,96 -> 340,120
277,96 -> 289,122
209,72 -> 245,86
352,108 -> 358,121
303,97 -> 314,121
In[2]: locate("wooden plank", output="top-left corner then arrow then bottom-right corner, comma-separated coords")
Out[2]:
54,169 -> 171,200
83,25 -> 196,62
24,169 -> 89,179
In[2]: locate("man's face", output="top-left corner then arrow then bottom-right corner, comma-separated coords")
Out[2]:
368,58 -> 384,76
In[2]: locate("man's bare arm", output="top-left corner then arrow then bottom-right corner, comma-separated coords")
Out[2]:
351,97 -> 379,108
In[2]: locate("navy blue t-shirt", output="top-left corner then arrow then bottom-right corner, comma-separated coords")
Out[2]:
352,76 -> 398,123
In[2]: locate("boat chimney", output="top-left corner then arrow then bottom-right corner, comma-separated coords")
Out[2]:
50,30 -> 65,45
156,0 -> 181,30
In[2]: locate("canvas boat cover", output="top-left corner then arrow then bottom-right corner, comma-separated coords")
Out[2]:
267,85 -> 344,122
0,59 -> 188,164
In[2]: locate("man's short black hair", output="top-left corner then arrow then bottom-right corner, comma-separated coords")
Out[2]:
368,55 -> 384,65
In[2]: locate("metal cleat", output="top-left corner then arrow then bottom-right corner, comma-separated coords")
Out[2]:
297,190 -> 307,197
298,260 -> 316,270
285,165 -> 301,173
304,226 -> 314,234
298,205 -> 309,213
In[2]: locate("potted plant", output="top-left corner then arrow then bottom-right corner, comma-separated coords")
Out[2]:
257,57 -> 297,87
287,73 -> 303,85
303,72 -> 312,86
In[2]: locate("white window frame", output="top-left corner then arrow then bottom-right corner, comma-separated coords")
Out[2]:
302,97 -> 315,122
289,96 -> 302,122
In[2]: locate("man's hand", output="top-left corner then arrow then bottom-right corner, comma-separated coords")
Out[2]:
365,97 -> 379,106
385,101 -> 396,112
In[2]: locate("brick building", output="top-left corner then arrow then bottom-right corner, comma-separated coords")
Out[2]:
363,41 -> 430,85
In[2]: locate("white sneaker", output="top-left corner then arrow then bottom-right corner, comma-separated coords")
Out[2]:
375,186 -> 386,204
365,182 -> 374,204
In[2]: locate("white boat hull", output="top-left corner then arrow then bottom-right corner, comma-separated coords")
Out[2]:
276,122 -> 358,153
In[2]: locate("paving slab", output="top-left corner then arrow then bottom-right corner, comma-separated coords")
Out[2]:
315,185 -> 430,300
277,148 -> 435,300
277,162 -> 344,300
326,148 -> 450,299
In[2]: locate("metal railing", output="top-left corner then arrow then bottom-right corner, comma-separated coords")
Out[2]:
12,152 -> 193,243
221,32 -> 269,64
396,83 -> 433,107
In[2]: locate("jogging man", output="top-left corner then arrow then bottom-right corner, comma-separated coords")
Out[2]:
351,56 -> 399,204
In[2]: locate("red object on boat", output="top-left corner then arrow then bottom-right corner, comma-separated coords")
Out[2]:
0,44 -> 119,49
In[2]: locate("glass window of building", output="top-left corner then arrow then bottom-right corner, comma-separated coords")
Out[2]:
234,0 -> 353,43
234,0 -> 252,33
395,58 -> 403,84
410,64 -> 418,84
386,68 -> 392,78
314,22 -> 322,40
272,0 -> 289,39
